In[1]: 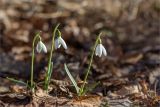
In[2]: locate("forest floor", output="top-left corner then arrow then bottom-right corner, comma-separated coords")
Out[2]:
0,0 -> 160,107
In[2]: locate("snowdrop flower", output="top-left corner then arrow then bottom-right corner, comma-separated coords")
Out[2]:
55,37 -> 67,49
95,44 -> 107,57
36,41 -> 47,53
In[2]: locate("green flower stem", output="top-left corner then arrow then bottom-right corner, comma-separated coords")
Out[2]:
44,24 -> 60,91
79,32 -> 102,96
31,33 -> 41,92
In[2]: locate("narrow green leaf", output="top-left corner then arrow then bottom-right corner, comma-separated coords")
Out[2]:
7,77 -> 27,86
64,64 -> 79,94
48,62 -> 53,85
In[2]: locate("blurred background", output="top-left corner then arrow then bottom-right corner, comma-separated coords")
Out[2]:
0,0 -> 160,102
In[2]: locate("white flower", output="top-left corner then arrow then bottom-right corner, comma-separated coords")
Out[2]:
36,41 -> 47,53
55,37 -> 67,49
95,44 -> 107,57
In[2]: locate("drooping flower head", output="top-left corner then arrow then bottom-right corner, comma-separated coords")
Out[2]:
95,38 -> 107,57
36,41 -> 47,53
55,29 -> 67,50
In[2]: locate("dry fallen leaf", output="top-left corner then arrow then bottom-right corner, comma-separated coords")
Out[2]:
35,88 -> 48,98
139,80 -> 148,95
10,85 -> 27,93
121,53 -> 143,64
11,46 -> 31,54
69,95 -> 102,107
116,84 -> 143,96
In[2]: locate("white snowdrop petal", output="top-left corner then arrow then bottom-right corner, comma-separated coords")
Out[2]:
95,44 -> 102,57
97,45 -> 101,56
101,45 -> 107,56
95,46 -> 99,56
98,44 -> 103,57
55,38 -> 60,49
95,44 -> 100,56
36,41 -> 47,53
41,42 -> 47,53
36,41 -> 42,53
59,37 -> 67,49
58,44 -> 61,48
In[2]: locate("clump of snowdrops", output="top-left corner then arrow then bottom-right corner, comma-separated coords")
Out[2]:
7,24 -> 107,96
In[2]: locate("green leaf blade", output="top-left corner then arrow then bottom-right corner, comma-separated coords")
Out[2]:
64,64 -> 79,94
7,77 -> 27,86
